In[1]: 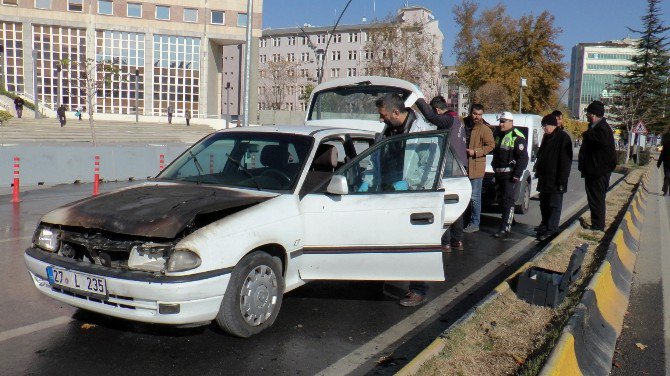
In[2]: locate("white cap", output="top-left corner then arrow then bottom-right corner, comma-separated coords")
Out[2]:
499,111 -> 514,121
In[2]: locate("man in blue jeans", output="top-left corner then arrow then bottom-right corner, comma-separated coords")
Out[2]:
462,104 -> 495,232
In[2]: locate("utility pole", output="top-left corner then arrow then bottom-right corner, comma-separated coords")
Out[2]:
242,0 -> 253,127
518,77 -> 527,113
0,46 -> 5,92
318,0 -> 354,85
134,68 -> 139,123
56,62 -> 62,108
225,82 -> 231,128
33,50 -> 40,119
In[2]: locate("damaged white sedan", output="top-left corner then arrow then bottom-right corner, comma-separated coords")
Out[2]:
25,125 -> 470,337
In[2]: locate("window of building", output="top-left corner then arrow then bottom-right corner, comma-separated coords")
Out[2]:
152,34 -> 200,117
348,50 -> 357,60
127,3 -> 141,17
259,55 -> 266,63
348,32 -> 358,43
1,22 -> 24,93
317,34 -> 326,43
2,0 -> 19,5
301,37 -> 308,45
211,10 -> 224,25
362,32 -> 368,42
271,37 -> 280,47
347,68 -> 356,77
364,50 -> 373,60
97,0 -> 112,14
300,52 -> 309,62
237,13 -> 248,27
155,5 -> 170,20
34,0 -> 51,9
272,53 -> 280,62
260,38 -> 267,48
287,53 -> 295,62
183,8 -> 198,23
316,68 -> 323,79
68,0 -> 83,12
332,33 -> 341,43
288,36 -> 296,46
330,68 -> 340,78
331,50 -> 340,61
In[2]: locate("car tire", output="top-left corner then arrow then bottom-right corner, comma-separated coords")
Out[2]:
215,251 -> 284,338
515,182 -> 530,214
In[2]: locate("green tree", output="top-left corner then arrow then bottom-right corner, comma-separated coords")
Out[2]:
613,0 -> 670,134
452,1 -> 567,113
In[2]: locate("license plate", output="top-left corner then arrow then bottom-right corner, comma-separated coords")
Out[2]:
46,266 -> 108,298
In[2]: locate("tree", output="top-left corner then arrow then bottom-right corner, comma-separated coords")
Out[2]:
299,83 -> 314,107
259,59 -> 301,110
0,109 -> 12,146
363,16 -> 441,97
452,2 -> 567,113
613,0 -> 670,134
474,82 -> 512,113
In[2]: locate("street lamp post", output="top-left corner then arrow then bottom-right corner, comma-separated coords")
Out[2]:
225,81 -> 231,128
518,77 -> 527,113
242,0 -> 253,127
0,46 -> 5,92
134,68 -> 139,123
32,50 -> 40,119
56,62 -> 62,108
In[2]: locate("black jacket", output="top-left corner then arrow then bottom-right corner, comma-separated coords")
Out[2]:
536,128 -> 573,193
578,118 -> 616,178
492,127 -> 529,179
658,133 -> 670,168
415,98 -> 467,168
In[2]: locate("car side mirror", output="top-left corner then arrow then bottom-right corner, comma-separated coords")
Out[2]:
326,175 -> 349,195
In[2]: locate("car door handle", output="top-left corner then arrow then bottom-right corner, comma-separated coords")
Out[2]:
444,194 -> 459,204
410,212 -> 434,225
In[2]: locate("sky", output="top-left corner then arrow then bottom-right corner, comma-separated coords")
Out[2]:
262,0 -> 670,66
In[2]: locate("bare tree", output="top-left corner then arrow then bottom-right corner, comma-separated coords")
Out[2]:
363,16 -> 441,97
259,60 -> 301,111
474,82 -> 512,113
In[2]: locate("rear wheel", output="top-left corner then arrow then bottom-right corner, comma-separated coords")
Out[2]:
515,182 -> 531,214
215,251 -> 284,337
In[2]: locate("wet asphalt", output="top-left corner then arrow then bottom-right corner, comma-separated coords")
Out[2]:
0,164 -> 608,376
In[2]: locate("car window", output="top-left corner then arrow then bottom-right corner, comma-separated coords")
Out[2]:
337,133 -> 446,193
158,132 -> 313,191
443,147 -> 465,178
308,85 -> 409,121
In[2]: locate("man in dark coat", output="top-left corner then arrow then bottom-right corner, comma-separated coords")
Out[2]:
14,96 -> 24,118
535,114 -> 573,240
57,105 -> 67,127
415,96 -> 467,252
658,128 -> 670,195
578,100 -> 617,232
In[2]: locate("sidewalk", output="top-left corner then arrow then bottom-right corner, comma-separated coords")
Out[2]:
611,164 -> 670,376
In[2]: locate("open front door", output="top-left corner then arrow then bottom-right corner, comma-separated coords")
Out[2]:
298,131 -> 449,282
442,147 -> 472,225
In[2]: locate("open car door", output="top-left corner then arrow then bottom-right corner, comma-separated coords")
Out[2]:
298,131 -> 450,282
441,148 -> 472,224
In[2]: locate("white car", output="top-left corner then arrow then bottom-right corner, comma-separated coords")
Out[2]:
25,78 -> 472,338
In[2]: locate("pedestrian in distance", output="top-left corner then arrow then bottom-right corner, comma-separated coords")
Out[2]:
535,114 -> 573,241
57,105 -> 67,127
578,100 -> 617,232
375,93 -> 436,308
167,105 -> 174,124
185,109 -> 191,126
491,112 -> 529,238
415,96 -> 467,252
462,104 -> 495,233
657,126 -> 670,196
14,96 -> 24,118
75,106 -> 83,120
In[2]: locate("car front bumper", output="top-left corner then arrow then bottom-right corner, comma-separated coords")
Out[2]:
24,247 -> 231,325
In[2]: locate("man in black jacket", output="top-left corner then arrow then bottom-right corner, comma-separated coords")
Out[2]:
535,114 -> 573,240
578,101 -> 616,232
415,96 -> 467,252
658,128 -> 670,195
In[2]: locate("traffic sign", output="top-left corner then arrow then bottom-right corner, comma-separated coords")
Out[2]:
632,121 -> 648,134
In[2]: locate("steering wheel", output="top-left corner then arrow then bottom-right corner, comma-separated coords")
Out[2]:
260,169 -> 292,184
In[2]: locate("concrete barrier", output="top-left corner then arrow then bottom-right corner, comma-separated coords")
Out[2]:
539,174 -> 648,376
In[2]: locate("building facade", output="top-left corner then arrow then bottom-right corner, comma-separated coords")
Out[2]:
568,38 -> 637,119
439,66 -> 469,117
257,6 -> 443,112
0,0 -> 262,120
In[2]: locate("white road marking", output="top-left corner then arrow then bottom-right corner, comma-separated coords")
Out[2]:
0,316 -> 72,343
317,235 -> 535,376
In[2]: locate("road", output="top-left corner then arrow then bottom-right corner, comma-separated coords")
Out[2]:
0,163 -> 616,376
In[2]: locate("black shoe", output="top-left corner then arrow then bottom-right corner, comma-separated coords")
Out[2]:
537,232 -> 555,241
399,292 -> 426,307
534,224 -> 547,233
493,230 -> 510,238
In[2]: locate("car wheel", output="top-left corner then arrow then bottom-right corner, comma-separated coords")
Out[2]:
215,251 -> 284,338
515,182 -> 530,214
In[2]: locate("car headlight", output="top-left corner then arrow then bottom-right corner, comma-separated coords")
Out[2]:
166,250 -> 201,272
35,227 -> 60,252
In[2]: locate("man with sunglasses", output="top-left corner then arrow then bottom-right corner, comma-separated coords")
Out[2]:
491,112 -> 528,238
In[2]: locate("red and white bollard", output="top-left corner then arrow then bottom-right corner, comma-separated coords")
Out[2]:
159,154 -> 165,171
11,157 -> 20,203
93,155 -> 100,196
209,154 -> 214,174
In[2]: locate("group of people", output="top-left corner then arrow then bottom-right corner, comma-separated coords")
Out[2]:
167,106 -> 192,126
372,94 -> 618,307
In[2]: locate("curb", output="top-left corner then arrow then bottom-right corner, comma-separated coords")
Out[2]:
539,173 -> 648,376
396,170 -> 642,376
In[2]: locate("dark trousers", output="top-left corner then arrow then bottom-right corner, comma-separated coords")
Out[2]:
539,192 -> 564,234
495,173 -> 520,232
662,165 -> 670,195
584,174 -> 610,231
59,116 -> 66,127
16,107 -> 22,118
409,281 -> 428,296
441,214 -> 463,245
186,119 -> 190,126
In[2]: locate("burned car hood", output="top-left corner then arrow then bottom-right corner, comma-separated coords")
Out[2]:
41,183 -> 277,239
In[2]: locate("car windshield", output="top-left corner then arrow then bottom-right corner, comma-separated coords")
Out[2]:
308,85 -> 409,121
158,132 -> 313,191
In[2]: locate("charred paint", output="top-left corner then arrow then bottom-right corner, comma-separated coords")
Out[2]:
41,184 -> 275,238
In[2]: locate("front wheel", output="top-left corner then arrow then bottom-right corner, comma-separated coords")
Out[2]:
515,182 -> 531,214
215,251 -> 284,337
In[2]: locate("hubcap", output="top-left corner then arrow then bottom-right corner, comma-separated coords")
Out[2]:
239,265 -> 278,326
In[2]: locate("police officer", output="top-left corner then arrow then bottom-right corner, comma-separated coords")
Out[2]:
492,112 -> 528,238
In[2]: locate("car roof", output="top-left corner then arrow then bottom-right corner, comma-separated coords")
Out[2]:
218,125 -> 376,140
311,75 -> 421,95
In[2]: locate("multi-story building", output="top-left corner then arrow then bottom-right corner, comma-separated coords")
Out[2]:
258,6 -> 443,112
439,66 -> 469,117
0,0 -> 263,120
568,38 -> 637,119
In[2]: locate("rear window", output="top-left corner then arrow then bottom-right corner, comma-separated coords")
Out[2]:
308,85 -> 409,121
